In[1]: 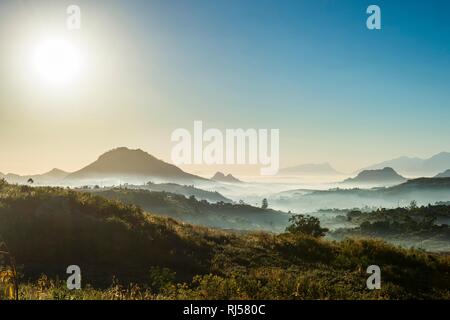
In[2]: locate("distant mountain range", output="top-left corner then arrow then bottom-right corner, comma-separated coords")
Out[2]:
342,167 -> 407,186
360,152 -> 450,177
0,168 -> 69,184
211,172 -> 242,183
1,147 -> 207,185
271,177 -> 450,212
279,163 -> 341,175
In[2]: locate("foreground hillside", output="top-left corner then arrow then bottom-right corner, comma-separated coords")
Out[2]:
0,181 -> 449,299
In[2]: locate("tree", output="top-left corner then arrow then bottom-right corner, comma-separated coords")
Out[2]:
261,198 -> 268,209
285,214 -> 329,237
409,200 -> 418,210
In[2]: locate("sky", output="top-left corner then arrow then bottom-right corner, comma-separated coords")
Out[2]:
0,0 -> 450,175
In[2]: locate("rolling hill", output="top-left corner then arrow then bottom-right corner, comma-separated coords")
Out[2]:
85,187 -> 290,232
138,181 -> 232,203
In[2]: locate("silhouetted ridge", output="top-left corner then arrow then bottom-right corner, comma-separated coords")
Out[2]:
343,167 -> 407,185
65,147 -> 206,182
435,169 -> 450,178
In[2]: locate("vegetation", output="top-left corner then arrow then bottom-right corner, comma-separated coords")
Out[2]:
0,240 -> 19,300
0,181 -> 449,300
345,203 -> 450,226
330,203 -> 450,252
286,215 -> 329,237
84,187 -> 290,232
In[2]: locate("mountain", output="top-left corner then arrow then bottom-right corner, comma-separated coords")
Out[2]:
0,168 -> 69,184
39,168 -> 69,180
435,169 -> 450,178
342,167 -> 407,186
65,147 -> 206,184
279,163 -> 341,175
360,152 -> 450,177
211,172 -> 242,183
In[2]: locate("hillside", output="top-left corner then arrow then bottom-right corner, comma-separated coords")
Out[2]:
65,147 -> 206,184
85,187 -> 289,232
342,167 -> 407,186
143,182 -> 232,203
0,180 -> 449,299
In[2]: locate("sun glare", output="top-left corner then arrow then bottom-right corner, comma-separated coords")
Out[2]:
31,37 -> 84,87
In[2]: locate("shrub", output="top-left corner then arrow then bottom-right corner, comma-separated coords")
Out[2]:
286,215 -> 329,237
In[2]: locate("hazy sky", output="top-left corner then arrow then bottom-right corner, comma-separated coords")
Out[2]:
1,0 -> 449,175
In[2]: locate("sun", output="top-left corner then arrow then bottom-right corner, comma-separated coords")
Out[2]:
31,37 -> 84,87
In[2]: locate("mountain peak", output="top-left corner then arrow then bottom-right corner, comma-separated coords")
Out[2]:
343,167 -> 407,186
97,147 -> 155,161
211,172 -> 242,183
65,147 -> 206,183
43,168 -> 69,178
